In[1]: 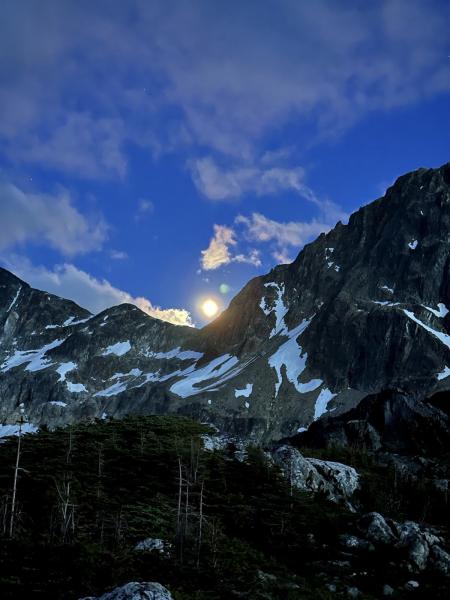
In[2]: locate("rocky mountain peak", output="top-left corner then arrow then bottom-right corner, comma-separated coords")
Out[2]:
1,162 -> 450,442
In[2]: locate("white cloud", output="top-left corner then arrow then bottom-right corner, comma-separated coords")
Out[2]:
1,1 -> 449,176
236,212 -> 330,247
2,257 -> 193,327
200,225 -> 261,271
0,182 -> 107,256
233,249 -> 262,267
201,225 -> 236,270
271,249 -> 294,265
191,157 -> 308,201
236,212 -> 333,264
110,250 -> 128,260
190,157 -> 348,226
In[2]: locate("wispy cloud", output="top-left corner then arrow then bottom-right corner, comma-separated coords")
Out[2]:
110,250 -> 128,260
12,114 -> 127,180
136,198 -> 154,218
236,212 -> 331,264
1,1 -> 449,177
200,225 -> 261,271
0,181 -> 107,255
2,256 -> 193,327
190,156 -> 347,226
190,157 -> 312,201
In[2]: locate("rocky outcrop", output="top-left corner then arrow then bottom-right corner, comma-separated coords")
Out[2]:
80,582 -> 173,600
271,445 -> 359,509
342,512 -> 450,576
2,162 -> 450,443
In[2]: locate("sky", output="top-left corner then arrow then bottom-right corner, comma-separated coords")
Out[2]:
1,0 -> 449,327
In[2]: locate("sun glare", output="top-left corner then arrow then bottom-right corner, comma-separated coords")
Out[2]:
202,298 -> 219,318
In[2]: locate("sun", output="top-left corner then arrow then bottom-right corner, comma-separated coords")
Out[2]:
202,298 -> 219,318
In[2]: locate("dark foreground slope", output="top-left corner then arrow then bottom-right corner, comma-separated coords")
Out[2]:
1,162 -> 450,442
0,417 -> 448,599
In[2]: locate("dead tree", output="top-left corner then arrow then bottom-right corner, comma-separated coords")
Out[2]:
9,414 -> 25,538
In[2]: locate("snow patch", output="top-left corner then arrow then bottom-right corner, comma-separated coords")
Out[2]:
146,347 -> 203,361
373,301 -> 400,307
48,401 -> 67,407
56,361 -> 77,382
403,310 -> 450,349
169,353 -> 254,398
268,319 -> 322,397
46,316 -> 90,330
102,341 -> 131,356
313,388 -> 337,420
437,366 -> 450,381
408,239 -> 418,250
326,261 -> 340,272
94,381 -> 127,397
380,285 -> 394,294
260,282 -> 289,337
423,303 -> 449,318
235,383 -> 253,398
0,423 -> 38,439
7,286 -> 21,312
0,339 -> 66,373
66,381 -> 87,393
110,368 -> 142,380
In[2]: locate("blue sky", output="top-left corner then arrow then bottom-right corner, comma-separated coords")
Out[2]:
1,0 -> 449,326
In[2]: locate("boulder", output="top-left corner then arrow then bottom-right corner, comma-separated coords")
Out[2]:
133,538 -> 170,554
271,445 -> 359,509
80,581 -> 173,600
355,512 -> 449,575
357,512 -> 397,545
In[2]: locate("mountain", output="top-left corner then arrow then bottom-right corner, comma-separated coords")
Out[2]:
2,162 -> 450,443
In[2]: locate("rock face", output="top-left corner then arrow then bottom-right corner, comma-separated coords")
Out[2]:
295,388 -> 450,455
80,582 -> 173,600
2,162 -> 450,442
271,445 -> 359,509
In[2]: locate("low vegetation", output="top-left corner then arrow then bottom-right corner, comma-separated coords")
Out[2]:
0,416 -> 447,599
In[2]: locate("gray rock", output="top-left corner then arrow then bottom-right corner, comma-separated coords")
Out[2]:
339,534 -> 374,553
429,545 -> 450,576
357,513 -> 397,545
133,538 -> 169,554
356,513 -> 450,575
271,445 -> 359,509
79,581 -> 173,600
404,580 -> 420,591
394,521 -> 430,571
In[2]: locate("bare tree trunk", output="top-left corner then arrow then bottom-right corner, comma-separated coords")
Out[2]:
184,477 -> 190,538
96,444 -> 103,499
139,429 -> 146,456
196,480 -> 204,568
1,495 -> 9,535
9,418 -> 23,538
55,479 -> 76,542
177,457 -> 183,533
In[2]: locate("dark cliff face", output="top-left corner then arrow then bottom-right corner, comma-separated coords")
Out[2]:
1,162 -> 450,442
